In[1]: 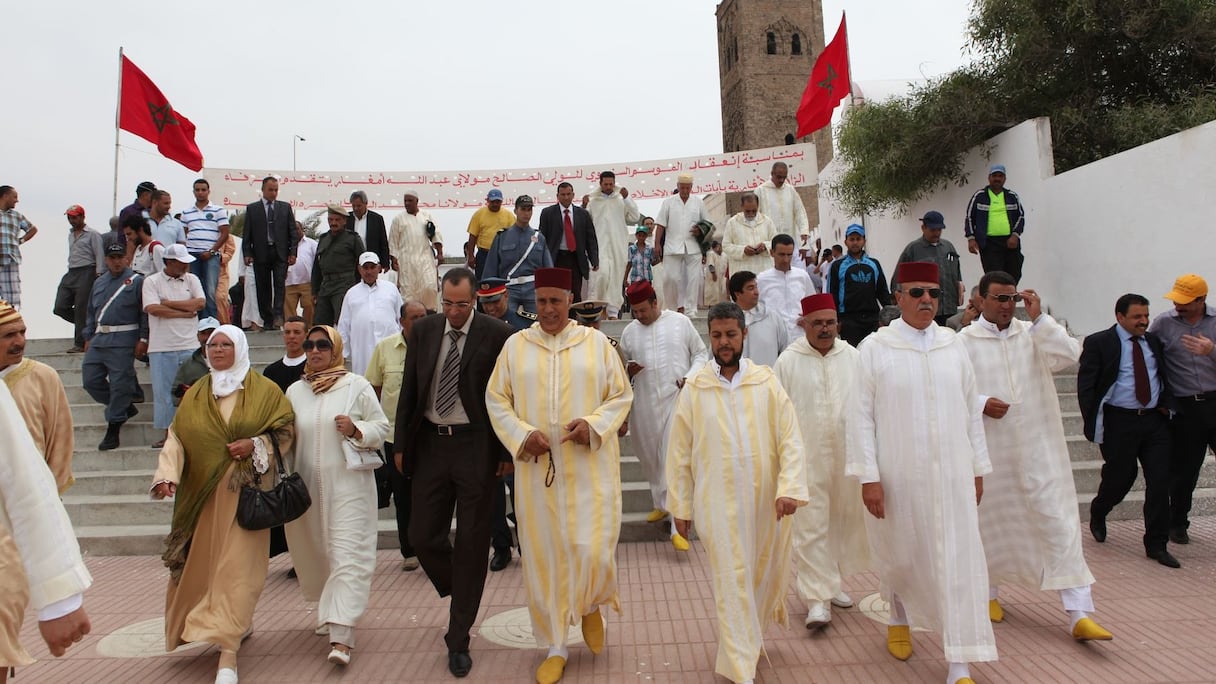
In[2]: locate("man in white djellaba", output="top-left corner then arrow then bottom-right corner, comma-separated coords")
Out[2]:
846,260 -> 996,684
958,270 -> 1112,643
583,171 -> 639,319
755,162 -> 809,244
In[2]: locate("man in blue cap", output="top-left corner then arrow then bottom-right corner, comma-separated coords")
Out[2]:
827,224 -> 891,346
464,189 -> 515,282
483,195 -> 553,330
964,164 -> 1026,283
895,211 -> 965,327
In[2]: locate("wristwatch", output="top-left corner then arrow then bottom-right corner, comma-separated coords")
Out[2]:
209,250 -> 221,257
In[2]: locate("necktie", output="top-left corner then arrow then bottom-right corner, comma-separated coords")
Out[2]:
1132,336 -> 1151,406
435,330 -> 463,417
266,202 -> 275,245
563,208 -> 576,251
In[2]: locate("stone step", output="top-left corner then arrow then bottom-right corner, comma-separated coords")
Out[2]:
66,383 -> 152,404
1077,488 -> 1216,521
1071,455 -> 1216,494
71,469 -> 156,496
75,422 -> 165,448
25,332 -> 290,357
63,495 -> 172,527
38,347 -> 286,372
71,446 -> 159,472
70,404 -> 154,425
1055,374 -> 1076,394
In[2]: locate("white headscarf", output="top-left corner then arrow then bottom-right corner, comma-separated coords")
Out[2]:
206,325 -> 251,398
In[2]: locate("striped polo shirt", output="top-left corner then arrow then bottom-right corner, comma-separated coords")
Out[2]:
181,203 -> 229,254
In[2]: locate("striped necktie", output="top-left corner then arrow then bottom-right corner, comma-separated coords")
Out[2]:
435,329 -> 463,416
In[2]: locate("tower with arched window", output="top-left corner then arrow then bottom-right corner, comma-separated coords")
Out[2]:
717,0 -> 834,218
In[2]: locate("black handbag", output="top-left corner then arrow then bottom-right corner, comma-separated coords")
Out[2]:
237,431 -> 311,530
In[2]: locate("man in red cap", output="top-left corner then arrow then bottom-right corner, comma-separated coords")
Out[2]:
486,267 -> 633,684
846,260 -> 995,684
54,205 -> 105,352
619,279 -> 708,550
774,293 -> 869,631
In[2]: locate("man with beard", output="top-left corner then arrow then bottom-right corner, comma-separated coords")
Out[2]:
847,261 -> 995,684
486,268 -> 632,684
774,294 -> 869,631
666,301 -> 807,684
619,279 -> 707,550
722,191 -> 777,277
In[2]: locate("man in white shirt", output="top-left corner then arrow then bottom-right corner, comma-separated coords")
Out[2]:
338,252 -> 404,378
142,244 -> 205,448
727,270 -> 788,367
756,234 -> 817,341
755,162 -> 809,244
180,179 -> 230,320
285,221 -> 318,327
654,174 -> 709,316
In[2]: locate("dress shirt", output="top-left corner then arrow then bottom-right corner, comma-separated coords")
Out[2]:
1105,324 -> 1162,409
67,227 -> 105,271
1149,305 -> 1216,396
352,212 -> 368,246
558,204 -> 575,251
712,358 -> 750,389
424,314 -> 474,425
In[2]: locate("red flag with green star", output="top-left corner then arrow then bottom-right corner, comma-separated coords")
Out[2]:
118,55 -> 204,171
795,14 -> 850,138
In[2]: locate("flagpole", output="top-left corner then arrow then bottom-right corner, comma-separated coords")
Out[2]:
838,11 -> 866,233
112,47 -> 123,216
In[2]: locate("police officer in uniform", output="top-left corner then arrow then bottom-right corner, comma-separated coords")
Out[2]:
482,195 -> 553,330
82,243 -> 148,450
570,299 -> 628,367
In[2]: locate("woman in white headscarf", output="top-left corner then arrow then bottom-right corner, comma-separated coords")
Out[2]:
151,325 -> 295,684
285,325 -> 389,667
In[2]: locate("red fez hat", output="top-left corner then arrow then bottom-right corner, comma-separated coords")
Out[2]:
800,293 -> 836,316
894,261 -> 940,284
533,268 -> 571,291
626,280 -> 656,305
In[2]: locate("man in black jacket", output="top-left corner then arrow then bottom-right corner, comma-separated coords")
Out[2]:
1077,293 -> 1179,567
537,182 -> 597,301
347,191 -> 390,270
242,176 -> 298,330
964,164 -> 1025,282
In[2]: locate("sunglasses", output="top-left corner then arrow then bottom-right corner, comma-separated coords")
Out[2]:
905,287 -> 941,299
987,293 -> 1024,303
302,339 -> 334,351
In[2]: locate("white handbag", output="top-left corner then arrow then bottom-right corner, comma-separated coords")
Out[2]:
341,380 -> 384,471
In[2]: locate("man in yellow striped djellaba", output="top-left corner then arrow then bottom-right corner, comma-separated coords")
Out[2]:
486,267 -> 633,684
666,301 -> 809,684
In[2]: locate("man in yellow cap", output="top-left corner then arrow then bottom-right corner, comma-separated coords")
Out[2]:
1150,274 -> 1216,544
0,301 -> 75,493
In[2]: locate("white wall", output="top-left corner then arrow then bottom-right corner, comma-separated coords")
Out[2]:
819,117 -> 1216,334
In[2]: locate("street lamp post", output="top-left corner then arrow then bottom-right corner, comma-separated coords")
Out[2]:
293,134 -> 306,171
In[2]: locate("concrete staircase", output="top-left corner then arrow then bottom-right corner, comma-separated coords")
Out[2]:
29,317 -> 1215,557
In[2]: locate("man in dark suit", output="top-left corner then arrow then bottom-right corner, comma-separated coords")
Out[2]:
347,191 -> 390,270
538,181 -> 597,300
242,176 -> 298,330
1078,293 -> 1179,567
395,267 -> 514,678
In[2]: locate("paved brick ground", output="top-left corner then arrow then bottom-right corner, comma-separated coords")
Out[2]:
15,517 -> 1216,683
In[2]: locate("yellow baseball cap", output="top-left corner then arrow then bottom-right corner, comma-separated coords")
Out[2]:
1164,274 -> 1208,304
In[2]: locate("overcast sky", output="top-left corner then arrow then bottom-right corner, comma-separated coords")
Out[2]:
4,0 -> 973,338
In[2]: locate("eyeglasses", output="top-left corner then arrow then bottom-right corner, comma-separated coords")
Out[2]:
905,287 -> 941,299
806,319 -> 838,329
987,293 -> 1024,303
302,339 -> 334,351
442,300 -> 472,309
205,342 -> 234,350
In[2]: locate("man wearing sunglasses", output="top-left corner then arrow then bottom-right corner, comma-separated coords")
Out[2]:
847,261 -> 995,684
895,211 -> 965,327
959,272 -> 1111,642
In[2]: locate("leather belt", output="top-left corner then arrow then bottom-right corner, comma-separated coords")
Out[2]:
96,324 -> 139,333
516,306 -> 538,321
423,420 -> 477,436
1103,404 -> 1162,416
1178,391 -> 1216,402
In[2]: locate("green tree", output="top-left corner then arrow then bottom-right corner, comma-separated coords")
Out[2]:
833,0 -> 1216,215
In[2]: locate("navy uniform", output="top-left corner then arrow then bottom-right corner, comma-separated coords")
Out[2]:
571,299 -> 627,368
82,244 -> 149,450
482,195 -> 553,330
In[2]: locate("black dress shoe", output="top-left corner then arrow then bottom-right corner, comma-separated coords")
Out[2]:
1147,549 -> 1181,568
1089,516 -> 1107,543
489,550 -> 511,572
448,650 -> 472,677
1169,527 -> 1190,545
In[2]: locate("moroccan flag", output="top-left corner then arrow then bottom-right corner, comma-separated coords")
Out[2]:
795,15 -> 850,138
118,55 -> 204,171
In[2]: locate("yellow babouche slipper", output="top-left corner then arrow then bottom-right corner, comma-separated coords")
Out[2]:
1071,617 -> 1113,641
953,678 -> 976,684
988,599 -> 1004,623
646,508 -> 668,523
536,655 -> 566,684
671,532 -> 690,552
582,610 -> 605,654
886,625 -> 912,661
